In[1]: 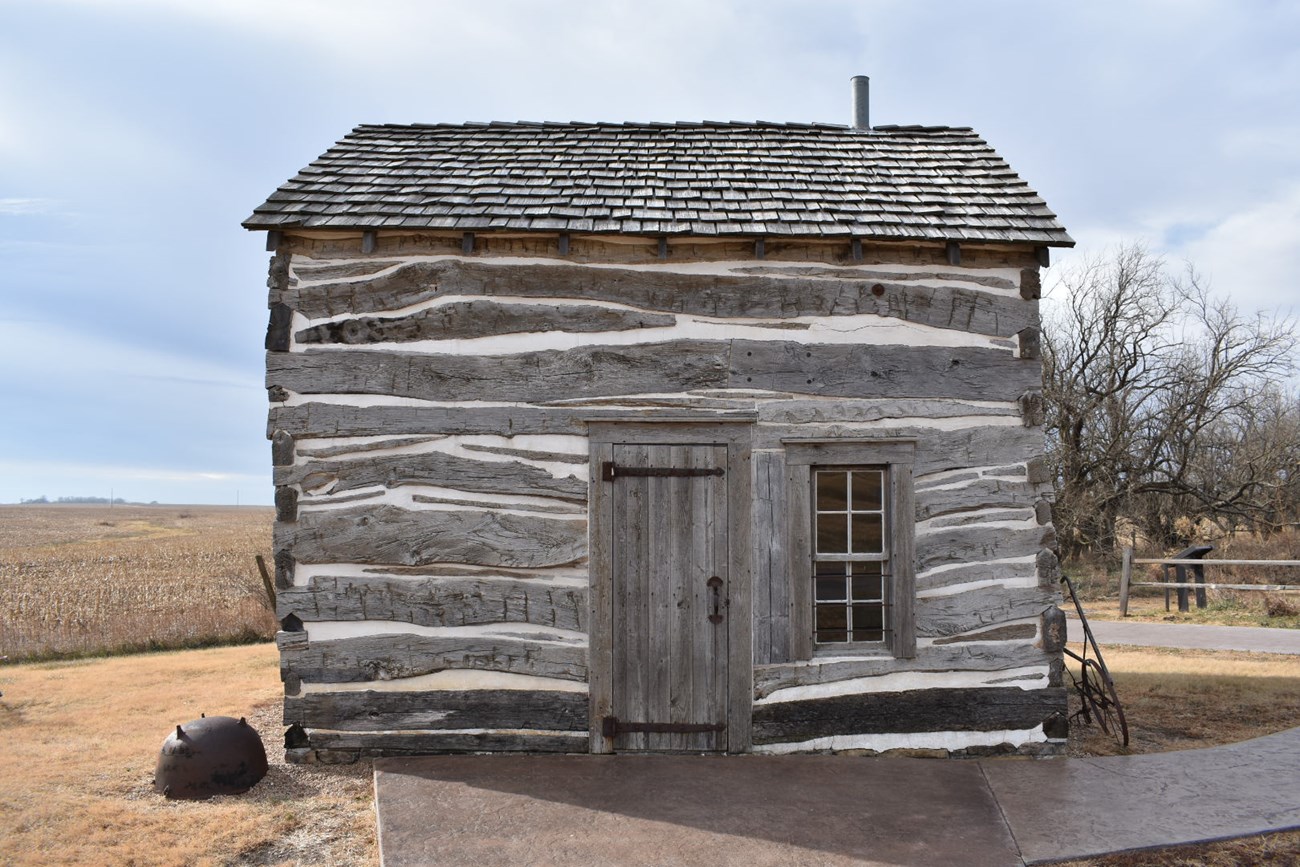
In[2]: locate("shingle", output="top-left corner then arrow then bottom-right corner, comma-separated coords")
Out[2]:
243,122 -> 1072,246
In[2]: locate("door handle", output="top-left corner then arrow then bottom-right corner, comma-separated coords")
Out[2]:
707,576 -> 724,624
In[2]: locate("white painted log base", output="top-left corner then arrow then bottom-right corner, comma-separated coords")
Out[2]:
264,240 -> 1063,759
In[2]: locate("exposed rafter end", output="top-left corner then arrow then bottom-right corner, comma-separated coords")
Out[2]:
462,232 -> 476,255
361,230 -> 377,254
851,238 -> 863,262
265,230 -> 282,252
558,233 -> 570,256
946,241 -> 962,266
755,238 -> 766,260
1035,246 -> 1051,268
658,237 -> 668,260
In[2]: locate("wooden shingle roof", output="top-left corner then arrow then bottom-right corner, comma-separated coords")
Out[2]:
244,121 -> 1073,247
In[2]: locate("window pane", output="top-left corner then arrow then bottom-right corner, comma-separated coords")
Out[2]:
851,566 -> 884,602
815,572 -> 847,602
816,471 -> 848,511
851,514 -> 883,554
852,471 -> 883,511
854,603 -> 885,632
816,604 -> 848,643
817,513 -> 848,554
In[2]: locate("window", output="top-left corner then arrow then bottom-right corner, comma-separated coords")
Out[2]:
785,440 -> 916,660
813,468 -> 890,645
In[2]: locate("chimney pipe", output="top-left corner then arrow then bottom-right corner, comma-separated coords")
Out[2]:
851,75 -> 870,131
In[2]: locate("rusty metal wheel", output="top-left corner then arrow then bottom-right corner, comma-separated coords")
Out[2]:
1080,658 -> 1128,747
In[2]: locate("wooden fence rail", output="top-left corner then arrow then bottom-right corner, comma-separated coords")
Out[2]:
1119,548 -> 1300,616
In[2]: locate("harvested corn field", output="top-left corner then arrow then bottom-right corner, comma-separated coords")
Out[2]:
0,504 -> 276,660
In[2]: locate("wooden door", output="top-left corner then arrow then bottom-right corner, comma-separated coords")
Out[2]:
605,442 -> 729,752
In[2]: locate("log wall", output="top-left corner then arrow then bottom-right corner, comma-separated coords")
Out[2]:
265,233 -> 1063,760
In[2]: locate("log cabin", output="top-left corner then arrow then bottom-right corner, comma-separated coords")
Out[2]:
244,78 -> 1074,763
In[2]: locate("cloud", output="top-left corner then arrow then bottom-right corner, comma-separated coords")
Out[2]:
0,198 -> 61,216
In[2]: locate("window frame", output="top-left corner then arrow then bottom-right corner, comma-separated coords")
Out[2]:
784,439 -> 917,661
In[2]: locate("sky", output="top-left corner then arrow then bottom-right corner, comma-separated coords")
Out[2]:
2,0 -> 1298,505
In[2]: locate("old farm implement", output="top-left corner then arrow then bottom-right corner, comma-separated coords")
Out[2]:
1061,574 -> 1129,747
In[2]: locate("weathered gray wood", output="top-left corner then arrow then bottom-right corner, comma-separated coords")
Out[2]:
1040,606 -> 1066,652
753,642 -> 1051,698
753,686 -> 1068,742
267,342 -> 730,402
265,230 -> 282,252
296,436 -> 444,459
275,485 -> 298,523
758,399 -> 1018,425
924,508 -> 1034,530
1017,326 -> 1041,360
1027,456 -> 1051,485
751,451 -> 783,665
946,241 -> 961,265
1035,247 -> 1050,268
588,440 -> 614,753
295,301 -> 676,344
915,477 -> 1039,522
757,422 -> 1042,470
732,264 -> 1019,293
288,259 -> 1034,337
284,633 -> 587,682
271,430 -> 296,466
301,490 -> 385,507
916,585 -> 1058,638
274,548 -> 295,591
725,434 -> 754,754
266,303 -> 293,352
916,560 -> 1037,593
1035,499 -> 1053,525
267,250 -> 292,302
786,463 -> 813,661
462,232 -> 475,255
286,505 -> 587,569
307,730 -> 587,753
285,688 -> 588,731
292,259 -> 402,281
1018,391 -> 1045,427
1019,268 -> 1041,300
268,403 -> 758,440
932,623 -> 1037,645
892,463 -> 916,659
462,443 -> 586,465
362,230 -> 377,254
1036,548 -> 1061,587
409,494 -> 582,515
278,574 -> 586,631
276,449 -> 586,501
916,523 -> 1055,573
730,342 -> 1039,402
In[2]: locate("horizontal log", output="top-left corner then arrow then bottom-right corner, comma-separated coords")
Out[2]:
285,688 -> 587,731
462,444 -> 586,465
285,633 -> 588,683
916,560 -> 1037,593
292,258 -> 403,282
753,686 -> 1067,743
916,524 -> 1055,574
758,398 -> 1019,425
916,586 -> 1058,638
754,643 -> 1050,698
276,449 -> 586,501
306,730 -> 586,753
278,575 -> 587,631
285,505 -> 587,569
931,623 -> 1037,645
731,264 -> 1019,293
296,435 -> 444,459
267,341 -> 730,402
296,300 -> 676,344
916,479 -> 1039,523
730,341 -> 1039,402
758,424 -> 1041,473
288,258 -> 1034,338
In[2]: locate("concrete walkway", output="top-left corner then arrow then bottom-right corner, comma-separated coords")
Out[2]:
375,727 -> 1300,866
1068,617 -> 1300,654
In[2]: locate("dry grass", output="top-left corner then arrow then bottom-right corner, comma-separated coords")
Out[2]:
1050,830 -> 1300,866
0,505 -> 277,660
0,643 -> 375,866
1066,645 -> 1300,757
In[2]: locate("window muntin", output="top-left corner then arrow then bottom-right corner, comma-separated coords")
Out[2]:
813,468 -> 891,646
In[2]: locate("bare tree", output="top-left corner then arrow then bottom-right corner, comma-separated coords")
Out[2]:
1042,244 -> 1298,557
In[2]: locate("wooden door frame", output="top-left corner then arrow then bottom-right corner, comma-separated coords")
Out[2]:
587,419 -> 754,754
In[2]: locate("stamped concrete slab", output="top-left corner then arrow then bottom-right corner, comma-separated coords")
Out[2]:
982,727 -> 1300,864
1069,618 -> 1300,654
374,754 -> 1021,867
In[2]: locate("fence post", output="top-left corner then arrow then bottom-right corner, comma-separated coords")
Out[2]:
1120,546 -> 1133,617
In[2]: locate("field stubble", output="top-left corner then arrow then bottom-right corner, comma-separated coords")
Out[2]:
0,505 -> 277,661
